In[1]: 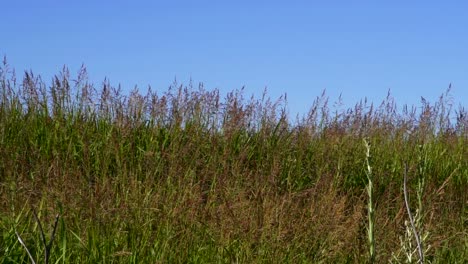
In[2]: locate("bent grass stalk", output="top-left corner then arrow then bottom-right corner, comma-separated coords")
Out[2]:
364,138 -> 375,263
391,163 -> 432,264
15,208 -> 60,264
403,164 -> 424,264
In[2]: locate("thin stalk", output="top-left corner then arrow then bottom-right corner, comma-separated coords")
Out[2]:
403,164 -> 424,264
15,230 -> 36,264
32,209 -> 60,264
364,139 -> 375,263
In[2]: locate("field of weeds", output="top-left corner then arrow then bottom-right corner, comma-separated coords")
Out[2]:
0,58 -> 466,263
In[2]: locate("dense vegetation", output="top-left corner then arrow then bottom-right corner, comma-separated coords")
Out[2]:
0,58 -> 466,263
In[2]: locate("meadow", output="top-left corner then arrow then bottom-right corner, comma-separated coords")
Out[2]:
0,58 -> 466,263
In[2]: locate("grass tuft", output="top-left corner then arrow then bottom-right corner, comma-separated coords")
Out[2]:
1,58 -> 466,262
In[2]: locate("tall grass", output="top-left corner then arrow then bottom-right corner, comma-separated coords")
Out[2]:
364,138 -> 376,263
0,57 -> 467,263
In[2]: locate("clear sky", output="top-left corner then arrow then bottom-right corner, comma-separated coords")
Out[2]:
2,1 -> 467,118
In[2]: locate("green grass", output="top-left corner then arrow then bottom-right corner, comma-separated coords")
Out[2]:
0,58 -> 467,263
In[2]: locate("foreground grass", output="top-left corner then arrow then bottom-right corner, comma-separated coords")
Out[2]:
0,59 -> 467,263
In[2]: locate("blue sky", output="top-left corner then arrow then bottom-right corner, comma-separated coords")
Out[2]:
2,1 -> 467,118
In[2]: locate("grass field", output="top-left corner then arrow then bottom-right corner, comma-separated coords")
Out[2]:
0,59 -> 466,263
